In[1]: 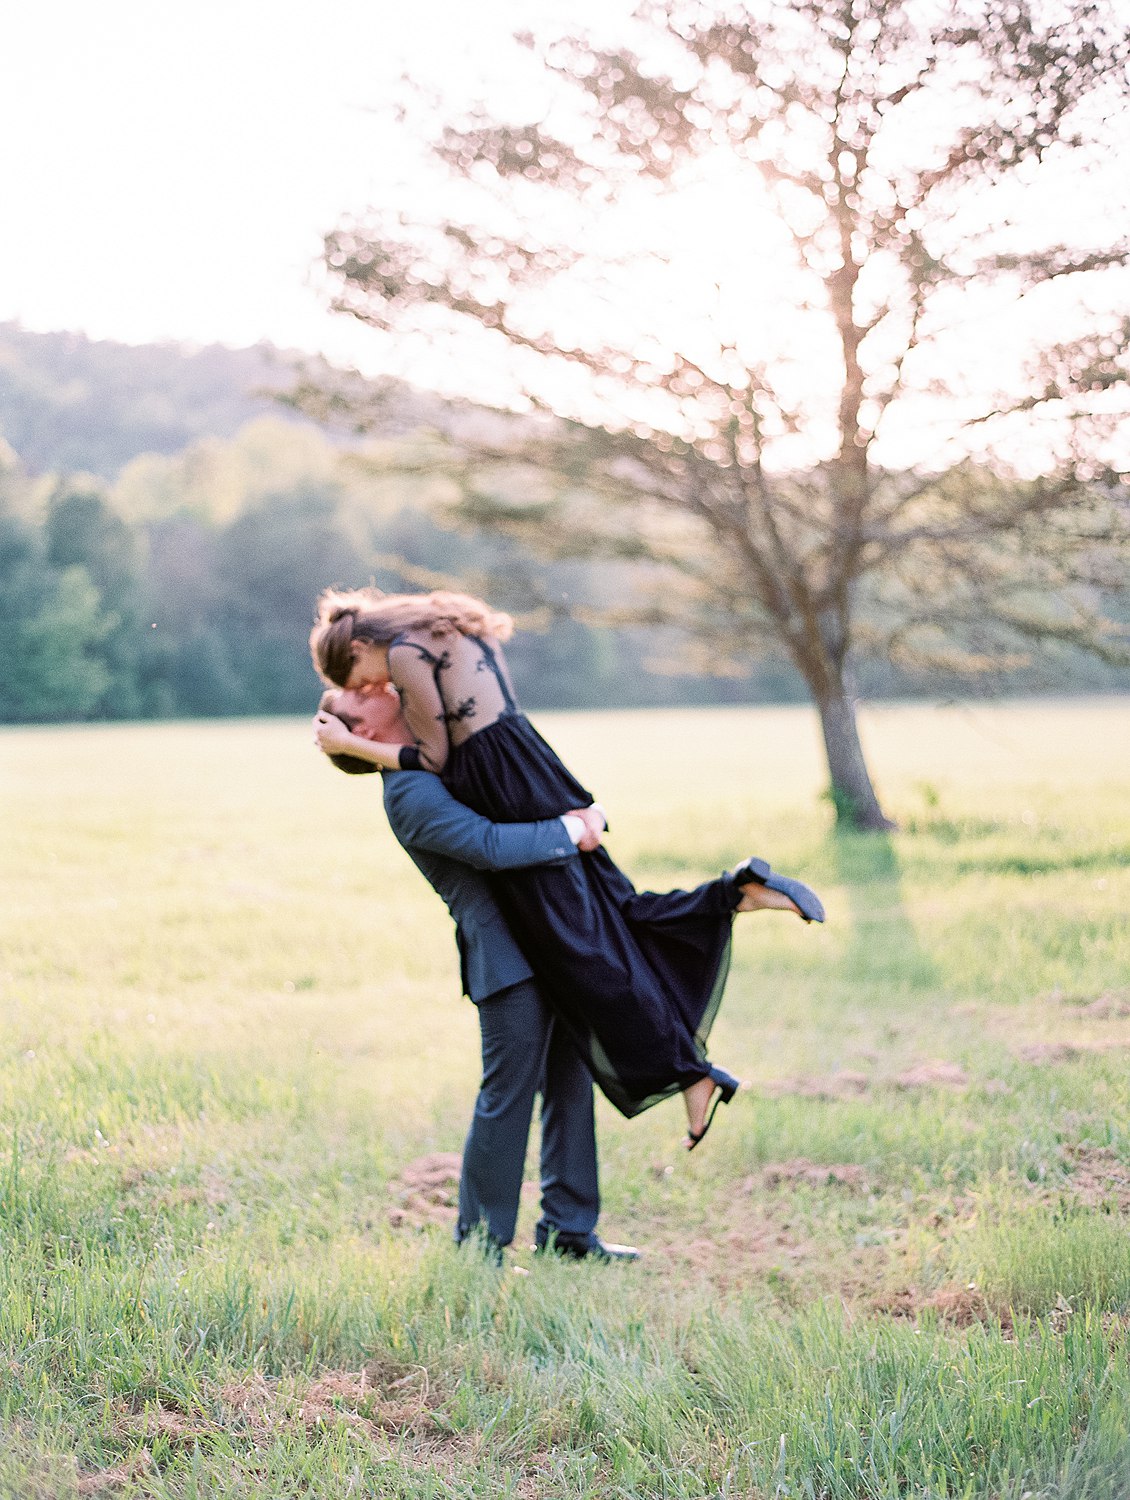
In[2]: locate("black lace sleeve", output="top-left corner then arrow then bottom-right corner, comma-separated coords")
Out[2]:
388,641 -> 451,773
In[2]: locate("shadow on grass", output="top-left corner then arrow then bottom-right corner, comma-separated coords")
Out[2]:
831,831 -> 939,990
952,848 -> 1126,878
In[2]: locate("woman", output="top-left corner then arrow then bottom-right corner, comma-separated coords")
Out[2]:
310,586 -> 823,1147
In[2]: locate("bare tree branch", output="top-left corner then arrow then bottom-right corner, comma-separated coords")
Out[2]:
311,0 -> 1130,829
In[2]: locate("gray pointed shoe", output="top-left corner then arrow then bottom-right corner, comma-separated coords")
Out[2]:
732,857 -> 825,923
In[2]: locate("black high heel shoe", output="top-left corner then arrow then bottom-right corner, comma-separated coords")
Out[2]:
731,857 -> 826,924
686,1067 -> 741,1151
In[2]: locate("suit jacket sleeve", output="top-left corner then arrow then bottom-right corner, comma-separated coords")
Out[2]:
384,775 -> 578,871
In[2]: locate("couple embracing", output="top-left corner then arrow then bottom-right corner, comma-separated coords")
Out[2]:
310,586 -> 824,1263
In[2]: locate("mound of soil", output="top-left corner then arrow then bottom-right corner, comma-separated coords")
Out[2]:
386,1152 -> 462,1231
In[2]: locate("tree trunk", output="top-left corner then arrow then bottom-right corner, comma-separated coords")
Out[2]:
815,683 -> 897,832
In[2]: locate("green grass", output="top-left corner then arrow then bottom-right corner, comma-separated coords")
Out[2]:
2,698 -> 1130,1497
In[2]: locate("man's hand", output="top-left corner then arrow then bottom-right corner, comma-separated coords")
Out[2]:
567,805 -> 606,853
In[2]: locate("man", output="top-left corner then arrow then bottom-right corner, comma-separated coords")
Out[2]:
315,684 -> 823,1257
319,684 -> 637,1262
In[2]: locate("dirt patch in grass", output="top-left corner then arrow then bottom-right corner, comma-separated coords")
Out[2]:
637,1167 -> 877,1295
305,1365 -> 434,1435
1016,1041 -> 1086,1064
1070,996 -> 1130,1020
1053,1143 -> 1130,1211
92,1364 -> 503,1490
1055,989 -> 1130,1020
760,1159 -> 868,1191
222,1367 -> 491,1490
111,1405 -> 211,1448
872,1283 -> 1012,1331
646,1214 -> 808,1292
1011,1040 -> 1130,1064
220,1360 -> 440,1441
387,1152 -> 462,1231
151,1170 -> 229,1212
109,1384 -> 221,1452
764,1070 -> 871,1100
765,1061 -> 971,1097
76,1450 -> 153,1495
102,1361 -> 445,1476
893,1061 -> 969,1089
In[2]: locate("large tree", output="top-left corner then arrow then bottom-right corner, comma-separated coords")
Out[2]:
320,0 -> 1130,828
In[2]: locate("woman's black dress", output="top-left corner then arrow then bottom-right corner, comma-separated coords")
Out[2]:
389,631 -> 740,1119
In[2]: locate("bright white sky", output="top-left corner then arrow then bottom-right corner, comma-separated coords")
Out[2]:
2,0 -> 1126,471
0,0 -> 625,368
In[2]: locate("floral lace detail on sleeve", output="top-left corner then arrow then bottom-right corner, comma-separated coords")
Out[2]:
389,631 -> 521,759
387,639 -> 451,773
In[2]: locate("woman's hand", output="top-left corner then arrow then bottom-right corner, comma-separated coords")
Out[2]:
313,710 -> 407,771
313,710 -> 355,756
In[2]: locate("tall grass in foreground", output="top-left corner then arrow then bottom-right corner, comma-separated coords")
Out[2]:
2,700 -> 1129,1496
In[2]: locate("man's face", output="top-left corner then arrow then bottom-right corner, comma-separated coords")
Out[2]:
331,685 -> 413,746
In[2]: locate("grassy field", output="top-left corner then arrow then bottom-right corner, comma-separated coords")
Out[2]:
2,697 -> 1129,1499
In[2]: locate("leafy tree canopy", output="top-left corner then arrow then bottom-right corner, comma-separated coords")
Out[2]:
320,0 -> 1130,827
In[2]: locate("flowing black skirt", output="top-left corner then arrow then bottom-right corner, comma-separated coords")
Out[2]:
444,713 -> 738,1118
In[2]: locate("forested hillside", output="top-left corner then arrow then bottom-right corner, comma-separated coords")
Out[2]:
0,329 -> 789,722
0,324 -> 319,478
1,326 -> 1125,725
0,325 -> 460,480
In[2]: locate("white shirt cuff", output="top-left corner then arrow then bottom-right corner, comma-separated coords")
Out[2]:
560,814 -> 586,845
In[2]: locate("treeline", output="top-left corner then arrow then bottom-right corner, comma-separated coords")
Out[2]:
2,327 -> 735,722
5,440 -> 1124,726
1,418 -> 809,724
2,327 -> 1126,725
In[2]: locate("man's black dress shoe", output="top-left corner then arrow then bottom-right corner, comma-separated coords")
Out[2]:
534,1231 -> 641,1262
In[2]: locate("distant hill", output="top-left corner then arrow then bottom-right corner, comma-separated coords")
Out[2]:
0,323 -> 329,478
0,324 -> 484,481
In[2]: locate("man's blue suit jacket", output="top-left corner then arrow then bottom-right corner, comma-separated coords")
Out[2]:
381,770 -> 577,1004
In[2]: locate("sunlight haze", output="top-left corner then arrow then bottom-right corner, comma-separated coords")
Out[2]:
2,0 -> 1126,470
1,0 -> 628,364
